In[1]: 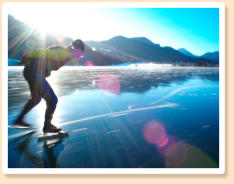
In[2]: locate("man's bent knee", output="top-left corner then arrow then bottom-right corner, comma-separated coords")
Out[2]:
29,97 -> 41,106
45,93 -> 58,109
51,94 -> 58,105
52,95 -> 58,107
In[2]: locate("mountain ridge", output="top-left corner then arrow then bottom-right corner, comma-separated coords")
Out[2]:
177,48 -> 197,57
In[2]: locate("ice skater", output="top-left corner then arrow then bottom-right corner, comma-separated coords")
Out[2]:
14,39 -> 85,133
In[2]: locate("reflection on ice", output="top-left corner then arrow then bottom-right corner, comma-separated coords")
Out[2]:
129,63 -> 173,69
60,103 -> 177,127
8,66 -> 219,105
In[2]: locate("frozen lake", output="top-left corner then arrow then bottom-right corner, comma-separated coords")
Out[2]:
8,66 -> 219,168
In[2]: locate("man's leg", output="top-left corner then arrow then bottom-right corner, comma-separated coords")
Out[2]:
14,75 -> 42,126
41,79 -> 59,132
15,98 -> 41,125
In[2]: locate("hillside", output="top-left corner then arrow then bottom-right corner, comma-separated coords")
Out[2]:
177,48 -> 219,63
86,36 -> 218,66
200,51 -> 219,62
177,48 -> 197,58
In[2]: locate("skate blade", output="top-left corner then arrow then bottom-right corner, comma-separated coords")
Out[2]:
38,131 -> 69,140
8,125 -> 35,130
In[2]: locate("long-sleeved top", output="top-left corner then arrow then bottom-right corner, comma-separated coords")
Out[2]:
20,46 -> 74,77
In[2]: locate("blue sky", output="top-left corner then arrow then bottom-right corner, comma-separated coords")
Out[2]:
96,8 -> 219,55
8,4 -> 219,55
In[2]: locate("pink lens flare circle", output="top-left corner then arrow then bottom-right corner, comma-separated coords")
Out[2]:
158,136 -> 169,147
97,73 -> 121,95
85,60 -> 94,66
156,135 -> 176,155
143,120 -> 167,145
73,49 -> 83,59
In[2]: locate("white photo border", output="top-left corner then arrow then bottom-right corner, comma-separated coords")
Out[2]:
2,2 -> 225,174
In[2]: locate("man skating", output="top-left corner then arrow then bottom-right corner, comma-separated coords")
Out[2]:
14,39 -> 85,133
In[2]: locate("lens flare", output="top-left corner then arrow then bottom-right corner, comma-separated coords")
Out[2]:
158,137 -> 169,147
85,60 -> 94,66
25,39 -> 37,51
73,49 -> 83,59
97,73 -> 121,95
164,141 -> 188,167
142,120 -> 195,167
56,34 -> 67,43
156,135 -> 176,155
143,120 -> 167,145
156,136 -> 189,167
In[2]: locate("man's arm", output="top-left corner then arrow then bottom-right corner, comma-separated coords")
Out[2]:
46,47 -> 73,72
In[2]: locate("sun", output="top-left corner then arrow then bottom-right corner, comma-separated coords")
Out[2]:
7,3 -> 125,41
8,4 -> 69,36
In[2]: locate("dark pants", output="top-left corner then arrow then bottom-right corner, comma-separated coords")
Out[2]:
16,66 -> 58,128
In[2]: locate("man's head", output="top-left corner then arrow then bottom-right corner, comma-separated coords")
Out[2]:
69,39 -> 85,60
71,39 -> 85,52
